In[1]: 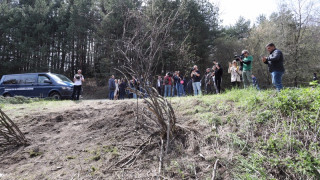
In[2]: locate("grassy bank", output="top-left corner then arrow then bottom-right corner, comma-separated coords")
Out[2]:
172,87 -> 320,179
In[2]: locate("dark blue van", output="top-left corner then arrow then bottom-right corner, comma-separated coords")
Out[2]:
0,73 -> 74,99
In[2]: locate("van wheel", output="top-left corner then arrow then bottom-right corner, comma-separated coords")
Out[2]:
3,93 -> 11,97
49,92 -> 61,100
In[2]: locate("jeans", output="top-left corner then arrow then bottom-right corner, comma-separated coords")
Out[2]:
109,90 -> 114,100
164,85 -> 171,97
72,85 -> 82,100
271,71 -> 284,91
242,70 -> 252,88
176,83 -> 183,97
192,82 -> 201,96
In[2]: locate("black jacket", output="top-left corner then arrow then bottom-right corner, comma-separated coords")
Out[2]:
265,48 -> 285,72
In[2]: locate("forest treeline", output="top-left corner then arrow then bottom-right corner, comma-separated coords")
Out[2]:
1,0 -> 319,88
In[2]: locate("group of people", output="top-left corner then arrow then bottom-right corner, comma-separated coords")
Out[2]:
227,43 -> 285,91
71,43 -> 285,100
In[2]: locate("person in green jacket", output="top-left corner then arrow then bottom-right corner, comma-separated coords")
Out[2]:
239,50 -> 253,88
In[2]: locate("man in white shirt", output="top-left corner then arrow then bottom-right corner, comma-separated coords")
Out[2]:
72,69 -> 85,100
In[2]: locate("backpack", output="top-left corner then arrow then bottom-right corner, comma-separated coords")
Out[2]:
164,77 -> 169,85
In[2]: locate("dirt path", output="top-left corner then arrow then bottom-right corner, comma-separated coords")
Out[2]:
0,99 -> 222,179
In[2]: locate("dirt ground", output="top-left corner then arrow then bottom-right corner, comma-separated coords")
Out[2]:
0,99 -> 228,180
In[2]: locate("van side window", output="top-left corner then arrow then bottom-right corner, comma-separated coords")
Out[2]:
38,75 -> 50,84
24,75 -> 37,84
2,75 -> 22,84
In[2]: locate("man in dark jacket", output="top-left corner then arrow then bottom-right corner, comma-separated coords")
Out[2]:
262,43 -> 285,91
108,75 -> 116,100
214,63 -> 223,94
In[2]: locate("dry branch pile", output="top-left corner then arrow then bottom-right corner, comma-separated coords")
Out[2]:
0,109 -> 28,146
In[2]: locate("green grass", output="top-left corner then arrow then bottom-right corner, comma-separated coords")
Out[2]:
172,87 -> 320,179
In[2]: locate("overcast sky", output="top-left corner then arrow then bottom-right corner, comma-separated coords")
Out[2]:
213,0 -> 279,26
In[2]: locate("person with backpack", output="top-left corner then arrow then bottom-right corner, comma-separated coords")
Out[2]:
163,72 -> 172,97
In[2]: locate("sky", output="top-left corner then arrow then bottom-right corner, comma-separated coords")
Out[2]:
213,0 -> 279,26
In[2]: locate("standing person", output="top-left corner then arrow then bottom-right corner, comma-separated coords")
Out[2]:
108,75 -> 116,100
114,79 -> 119,100
228,60 -> 241,88
262,43 -> 285,91
156,75 -> 163,96
163,73 -> 172,97
214,63 -> 223,94
174,71 -> 183,97
72,69 -> 85,100
239,50 -> 253,88
119,79 -> 127,100
205,68 -> 213,94
251,74 -> 260,90
191,65 -> 201,96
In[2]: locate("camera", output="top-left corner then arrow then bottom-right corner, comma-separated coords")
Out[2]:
75,75 -> 81,80
234,54 -> 244,61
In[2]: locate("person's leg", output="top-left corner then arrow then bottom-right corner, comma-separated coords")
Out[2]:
197,82 -> 202,95
164,85 -> 168,97
242,71 -> 249,88
72,86 -> 77,100
216,79 -> 221,93
271,71 -> 284,91
192,82 -> 197,96
247,70 -> 252,87
75,86 -> 81,100
168,85 -> 171,97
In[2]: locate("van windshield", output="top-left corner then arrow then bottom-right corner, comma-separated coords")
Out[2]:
51,74 -> 73,83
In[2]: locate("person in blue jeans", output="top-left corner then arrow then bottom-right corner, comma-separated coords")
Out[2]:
191,65 -> 201,96
262,43 -> 285,91
108,75 -> 116,100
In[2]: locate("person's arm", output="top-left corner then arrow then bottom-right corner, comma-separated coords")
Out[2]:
81,75 -> 85,82
267,49 -> 282,62
242,61 -> 251,65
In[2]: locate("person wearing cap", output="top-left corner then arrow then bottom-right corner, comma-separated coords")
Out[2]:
239,50 -> 253,88
262,43 -> 285,91
228,60 -> 241,87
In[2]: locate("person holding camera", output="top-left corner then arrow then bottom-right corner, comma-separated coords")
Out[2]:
237,50 -> 253,88
191,65 -> 201,96
262,43 -> 285,91
72,69 -> 85,100
204,68 -> 213,94
228,60 -> 241,87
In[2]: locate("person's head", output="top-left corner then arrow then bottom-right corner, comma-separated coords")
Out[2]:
266,43 -> 276,53
251,74 -> 255,78
232,60 -> 237,67
77,69 -> 82,74
158,75 -> 162,79
193,65 -> 198,70
212,65 -> 216,70
242,50 -> 249,57
111,75 -> 114,79
115,79 -> 118,83
206,68 -> 210,72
